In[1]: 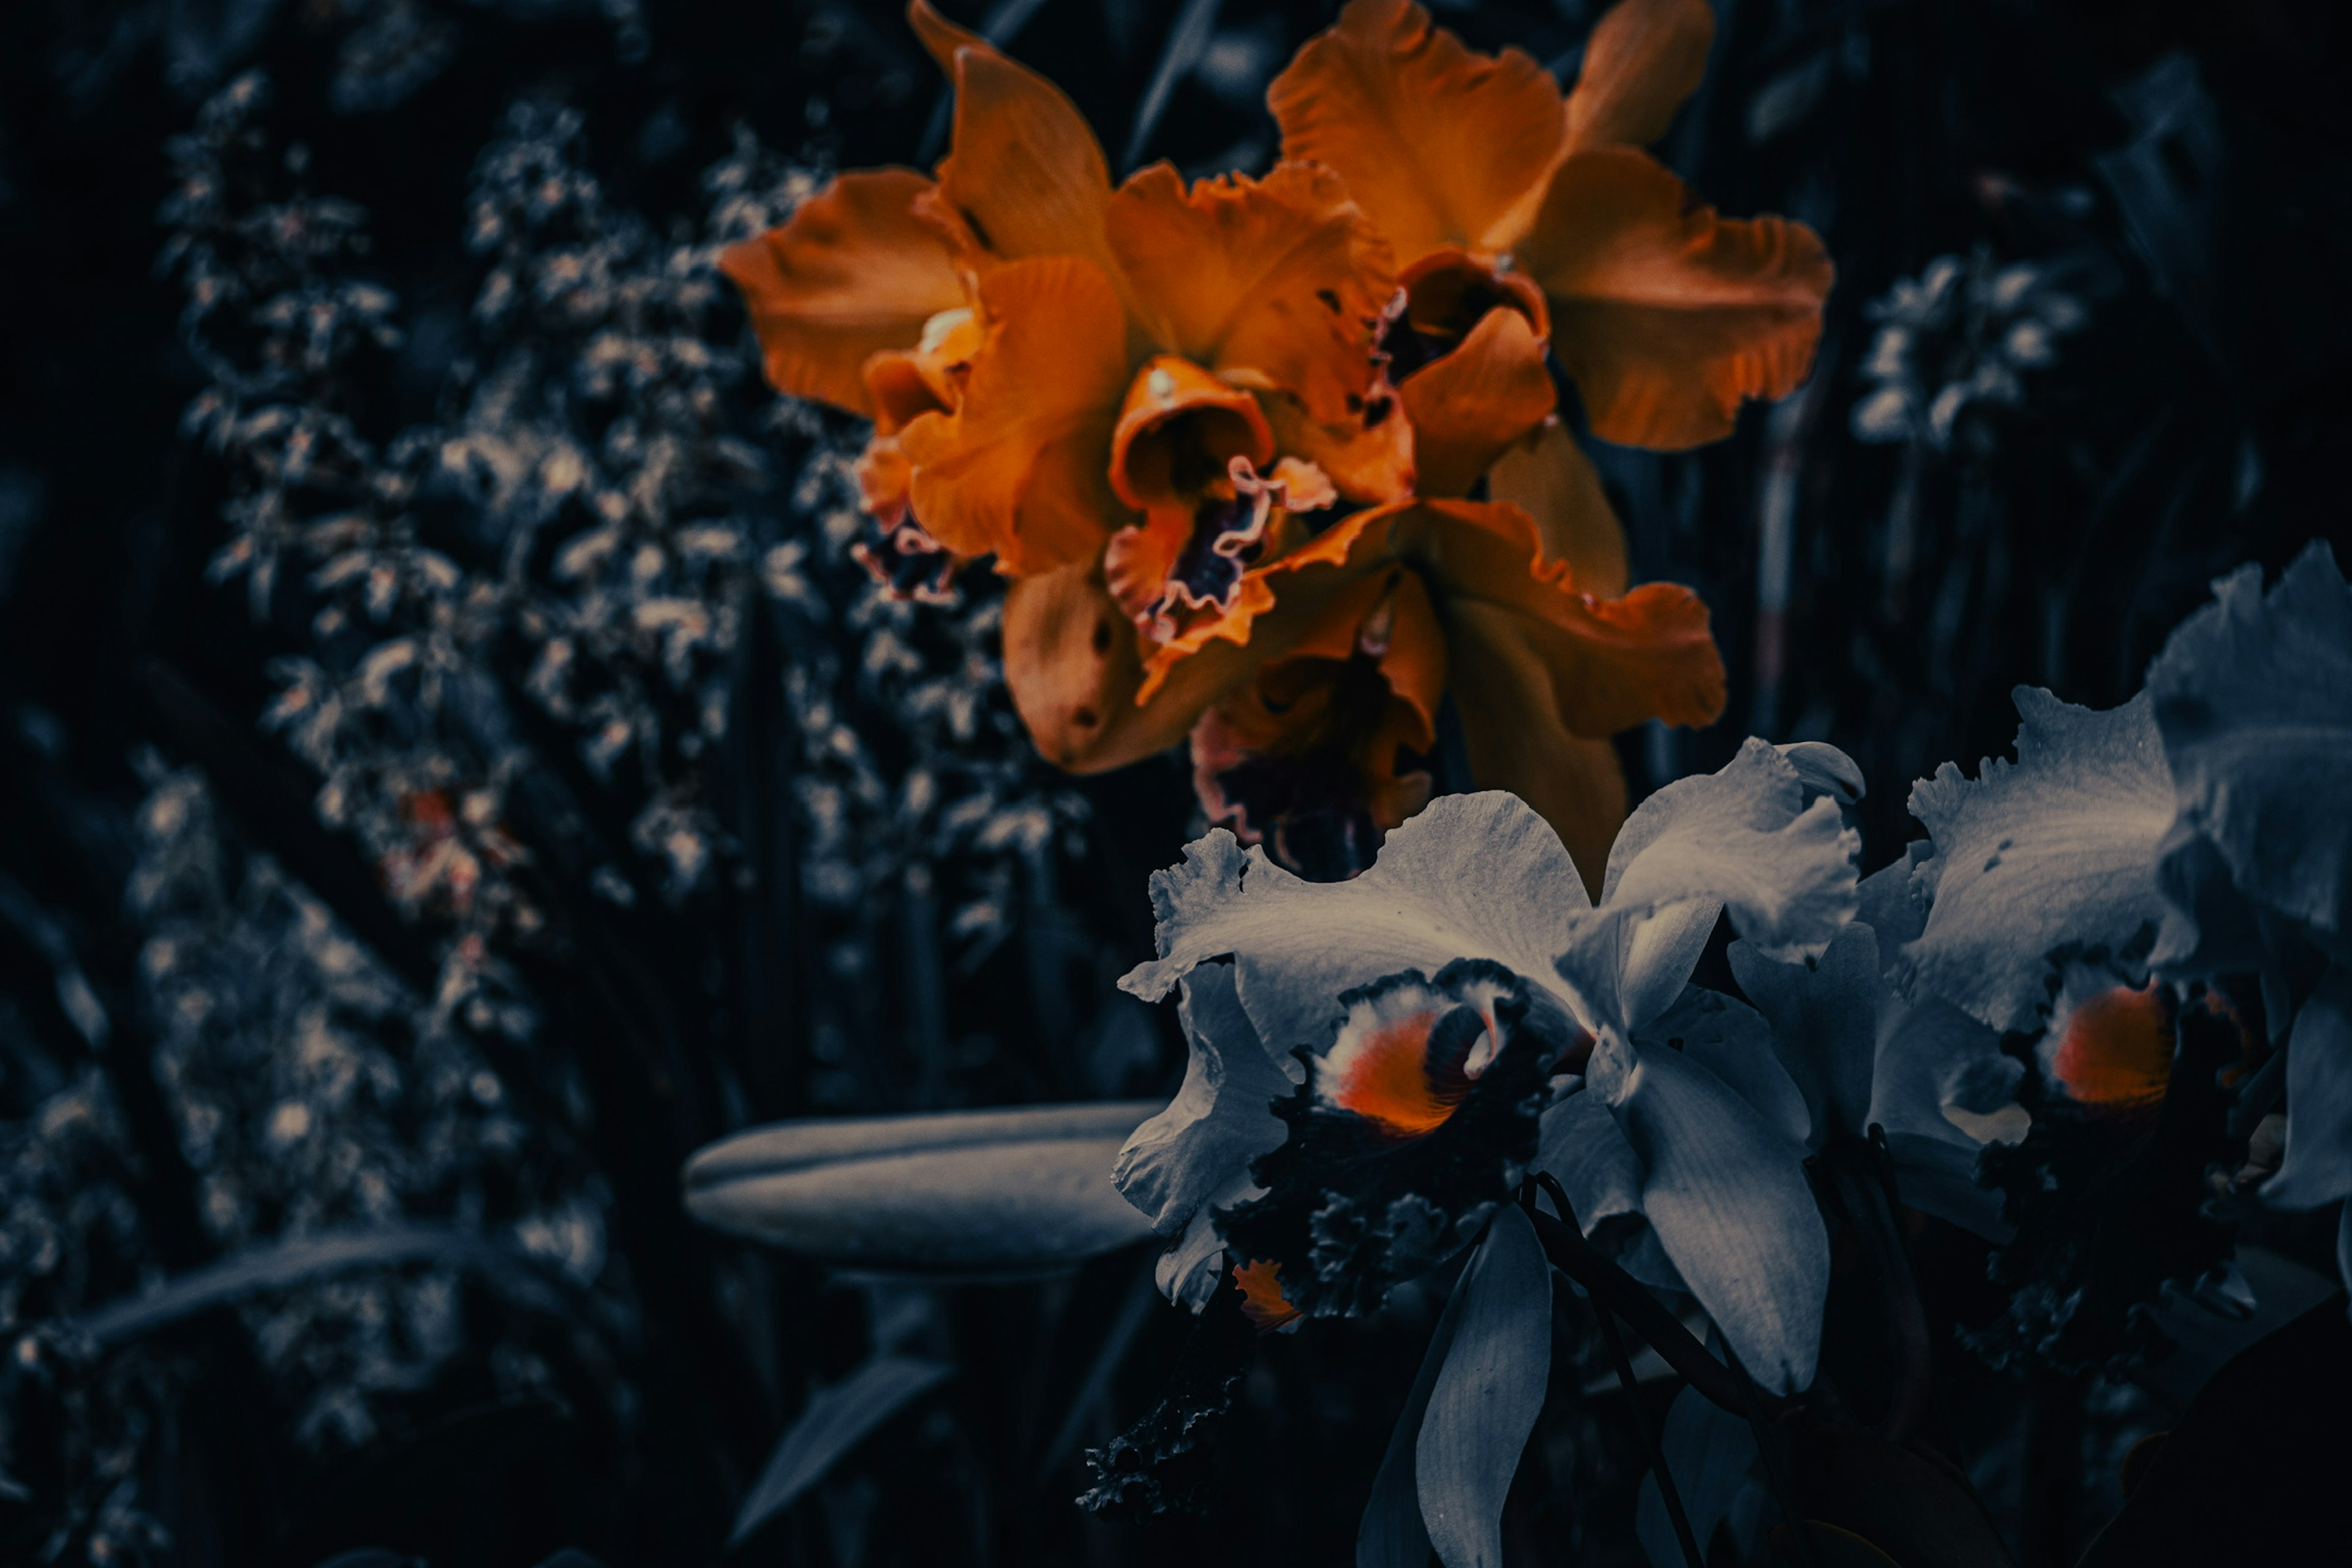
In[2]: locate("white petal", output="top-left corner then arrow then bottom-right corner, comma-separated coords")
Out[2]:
1901,688 -> 2181,1034
2149,541 -> 2352,951
1112,963 -> 1294,1234
1607,1043 -> 1829,1393
1121,793 -> 1592,1057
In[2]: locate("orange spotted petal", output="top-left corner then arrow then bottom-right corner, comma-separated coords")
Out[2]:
1562,0 -> 1717,154
1107,161 -> 1395,426
907,0 -> 1121,287
1485,420 -> 1629,598
1232,1258 -> 1303,1330
2050,984 -> 2174,1113
1268,0 -> 1564,265
1396,305 -> 1558,497
718,168 -> 967,418
1518,147 -> 1833,450
896,255 -> 1134,575
1260,384 -> 1416,505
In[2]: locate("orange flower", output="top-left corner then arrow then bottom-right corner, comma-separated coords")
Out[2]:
1272,0 -> 1831,456
726,2 -> 1405,586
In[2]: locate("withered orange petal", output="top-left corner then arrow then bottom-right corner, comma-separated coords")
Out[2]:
1518,148 -> 1833,450
897,255 -> 1133,575
1446,632 -> 1630,896
1396,306 -> 1557,497
1562,0 -> 1717,154
909,1 -> 1120,284
1261,390 -> 1416,506
1108,161 -> 1395,425
1391,499 -> 1725,732
1110,356 -> 1273,510
1232,1258 -> 1303,1330
2051,985 -> 2173,1112
1485,420 -> 1629,598
1268,0 -> 1565,265
718,168 -> 966,418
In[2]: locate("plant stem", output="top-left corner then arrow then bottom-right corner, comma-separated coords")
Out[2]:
1520,1185 -> 1773,1419
1527,1179 -> 1705,1568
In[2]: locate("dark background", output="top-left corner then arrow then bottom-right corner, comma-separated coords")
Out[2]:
1,0 -> 2347,1564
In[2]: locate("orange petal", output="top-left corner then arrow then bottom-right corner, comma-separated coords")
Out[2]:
1396,247 -> 1550,345
1260,385 -> 1416,505
1562,0 -> 1717,154
1232,1258 -> 1302,1330
1189,570 -> 1443,872
718,168 -> 967,418
1137,502 -> 1410,698
1447,641 -> 1630,897
1485,420 -> 1629,598
1269,0 -> 1565,265
907,0 -> 1121,287
896,255 -> 1134,575
1108,161 -> 1395,426
1518,147 -> 1833,450
1109,356 -> 1274,510
1391,499 -> 1727,733
2050,984 -> 2173,1112
861,306 -> 984,434
1396,306 -> 1558,497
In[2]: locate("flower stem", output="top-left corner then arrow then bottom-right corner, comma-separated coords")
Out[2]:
1526,1178 -> 1704,1568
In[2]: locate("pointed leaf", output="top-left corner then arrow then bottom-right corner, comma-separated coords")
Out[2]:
729,1355 -> 952,1546
1417,1206 -> 1553,1568
682,1103 -> 1162,1273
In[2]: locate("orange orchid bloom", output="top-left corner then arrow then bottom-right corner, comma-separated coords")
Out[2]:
1272,0 -> 1832,462
724,0 -> 1816,887
723,1 -> 1407,594
1002,0 -> 1817,880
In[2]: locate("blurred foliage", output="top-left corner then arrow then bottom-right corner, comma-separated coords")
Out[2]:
0,0 -> 2346,1564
